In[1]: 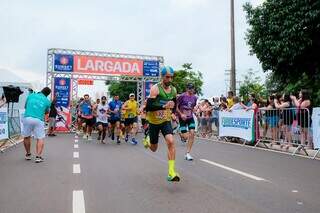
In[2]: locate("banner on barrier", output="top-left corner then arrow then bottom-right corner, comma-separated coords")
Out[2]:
0,108 -> 9,140
219,110 -> 254,142
312,107 -> 320,149
54,77 -> 71,132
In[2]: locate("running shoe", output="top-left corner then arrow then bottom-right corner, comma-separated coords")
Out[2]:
167,173 -> 180,182
25,153 -> 32,161
88,135 -> 93,141
181,138 -> 187,144
97,135 -> 101,141
117,136 -> 121,144
111,133 -> 115,141
35,156 -> 44,163
83,134 -> 88,139
131,138 -> 138,145
143,136 -> 151,149
125,134 -> 129,143
185,153 -> 194,161
76,130 -> 81,135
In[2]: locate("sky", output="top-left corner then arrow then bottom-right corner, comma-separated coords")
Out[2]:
0,0 -> 265,98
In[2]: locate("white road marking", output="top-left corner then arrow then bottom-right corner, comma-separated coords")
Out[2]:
73,152 -> 79,159
292,190 -> 298,193
74,144 -> 79,149
73,190 -> 85,213
73,164 -> 81,174
200,159 -> 266,181
75,139 -> 79,143
75,135 -> 79,139
297,201 -> 303,205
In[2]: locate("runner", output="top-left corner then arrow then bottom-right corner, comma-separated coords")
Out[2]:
22,87 -> 51,163
76,97 -> 84,135
140,100 -> 149,144
108,95 -> 122,144
144,66 -> 180,182
176,83 -> 198,161
122,93 -> 139,145
79,94 -> 94,141
96,96 -> 109,144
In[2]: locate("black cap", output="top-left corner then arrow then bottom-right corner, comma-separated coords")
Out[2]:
187,83 -> 194,89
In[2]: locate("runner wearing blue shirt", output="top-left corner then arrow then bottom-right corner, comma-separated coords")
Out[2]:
22,87 -> 51,163
108,95 -> 122,144
79,94 -> 94,141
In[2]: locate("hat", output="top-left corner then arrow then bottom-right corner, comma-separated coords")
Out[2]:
186,83 -> 194,89
129,93 -> 135,97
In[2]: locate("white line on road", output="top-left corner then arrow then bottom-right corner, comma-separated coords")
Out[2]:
73,164 -> 81,174
73,190 -> 85,213
200,159 -> 267,181
73,152 -> 79,159
75,139 -> 78,143
74,144 -> 79,149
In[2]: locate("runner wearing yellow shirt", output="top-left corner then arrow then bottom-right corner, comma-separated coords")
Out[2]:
227,91 -> 235,109
122,93 -> 139,145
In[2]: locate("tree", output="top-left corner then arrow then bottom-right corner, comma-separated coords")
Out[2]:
106,63 -> 204,101
173,63 -> 204,95
244,0 -> 320,105
239,69 -> 267,103
107,81 -> 137,102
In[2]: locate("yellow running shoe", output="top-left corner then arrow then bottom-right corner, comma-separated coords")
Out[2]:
167,173 -> 180,182
143,136 -> 151,149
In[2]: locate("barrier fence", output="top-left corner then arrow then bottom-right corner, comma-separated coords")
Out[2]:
196,107 -> 319,159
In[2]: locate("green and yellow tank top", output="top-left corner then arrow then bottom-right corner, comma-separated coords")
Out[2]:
147,83 -> 177,125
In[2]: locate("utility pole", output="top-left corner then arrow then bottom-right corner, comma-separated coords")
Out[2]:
230,0 -> 236,95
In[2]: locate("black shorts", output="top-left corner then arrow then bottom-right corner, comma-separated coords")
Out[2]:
82,118 -> 95,127
96,122 -> 108,128
149,121 -> 173,144
179,118 -> 196,133
124,117 -> 138,126
109,118 -> 121,125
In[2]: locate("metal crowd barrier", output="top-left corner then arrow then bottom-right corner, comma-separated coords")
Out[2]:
194,107 -> 318,159
254,107 -> 313,157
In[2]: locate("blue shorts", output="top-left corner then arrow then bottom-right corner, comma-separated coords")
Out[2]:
266,116 -> 279,128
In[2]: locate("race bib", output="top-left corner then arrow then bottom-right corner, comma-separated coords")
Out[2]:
156,110 -> 167,120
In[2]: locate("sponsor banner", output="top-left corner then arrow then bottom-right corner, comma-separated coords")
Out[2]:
0,108 -> 8,140
53,77 -> 71,132
219,110 -> 255,142
74,55 -> 143,76
54,78 -> 71,108
312,107 -> 320,149
144,81 -> 156,98
143,60 -> 160,77
55,106 -> 71,132
54,54 -> 73,72
78,79 -> 94,85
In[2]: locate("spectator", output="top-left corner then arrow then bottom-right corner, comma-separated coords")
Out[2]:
211,97 -> 220,131
275,93 -> 295,150
264,95 -> 280,145
47,97 -> 58,137
0,94 -> 6,108
229,96 -> 246,111
291,89 -> 312,149
226,91 -> 234,109
22,87 -> 51,163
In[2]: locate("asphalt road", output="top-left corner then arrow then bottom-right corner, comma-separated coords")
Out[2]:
0,133 -> 319,213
